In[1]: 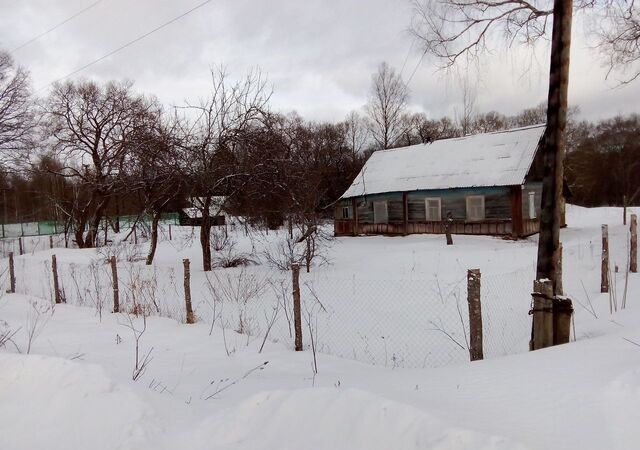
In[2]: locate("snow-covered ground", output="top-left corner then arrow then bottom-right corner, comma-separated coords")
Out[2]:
1,205 -> 640,449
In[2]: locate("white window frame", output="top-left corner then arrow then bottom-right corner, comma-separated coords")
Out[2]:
373,201 -> 388,224
424,197 -> 442,221
466,195 -> 485,221
528,191 -> 536,219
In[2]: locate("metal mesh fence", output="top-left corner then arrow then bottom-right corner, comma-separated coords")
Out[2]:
4,253 -> 535,369
0,213 -> 180,238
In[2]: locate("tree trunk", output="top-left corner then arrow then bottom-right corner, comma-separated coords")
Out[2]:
200,196 -> 213,271
535,0 -> 573,296
146,211 -> 161,265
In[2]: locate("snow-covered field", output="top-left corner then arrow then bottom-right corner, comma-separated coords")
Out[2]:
1,205 -> 640,449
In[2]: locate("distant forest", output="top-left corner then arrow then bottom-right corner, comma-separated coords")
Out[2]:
1,50 -> 638,250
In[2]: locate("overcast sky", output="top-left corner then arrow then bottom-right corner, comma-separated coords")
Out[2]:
1,0 -> 638,123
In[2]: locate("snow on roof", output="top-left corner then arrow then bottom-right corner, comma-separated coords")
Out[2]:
341,124 -> 546,199
183,196 -> 227,218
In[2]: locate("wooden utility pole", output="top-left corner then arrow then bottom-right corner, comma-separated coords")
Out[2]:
531,279 -> 554,350
183,258 -> 195,324
531,0 -> 573,349
110,256 -> 119,313
601,224 -> 609,293
535,0 -> 573,296
467,269 -> 483,361
292,263 -> 303,351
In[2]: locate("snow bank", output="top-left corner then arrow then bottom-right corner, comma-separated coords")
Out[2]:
0,353 -> 158,450
194,388 -> 526,450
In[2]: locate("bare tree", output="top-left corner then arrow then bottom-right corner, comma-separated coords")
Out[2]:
410,0 -> 568,295
455,75 -> 477,135
411,0 -> 640,294
179,67 -> 270,271
365,62 -> 409,149
0,51 -> 34,168
45,80 -> 151,248
343,110 -> 369,156
595,1 -> 640,84
126,108 -> 183,265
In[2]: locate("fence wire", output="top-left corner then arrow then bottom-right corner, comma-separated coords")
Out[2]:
4,251 -> 537,369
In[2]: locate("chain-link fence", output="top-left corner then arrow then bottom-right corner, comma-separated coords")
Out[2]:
4,251 -> 535,369
0,213 -> 180,239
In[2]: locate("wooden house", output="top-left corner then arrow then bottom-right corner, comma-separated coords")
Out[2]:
179,196 -> 227,226
334,124 -> 549,238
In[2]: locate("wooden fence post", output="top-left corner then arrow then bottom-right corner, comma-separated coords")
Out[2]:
183,258 -> 195,324
52,254 -> 62,304
601,224 -> 609,293
110,256 -> 119,313
445,212 -> 454,245
467,269 -> 483,361
49,235 -> 53,249
168,224 -> 172,241
8,251 -> 15,294
553,297 -> 573,345
631,214 -> 637,273
531,279 -> 554,350
133,225 -> 138,245
556,243 -> 563,296
623,195 -> 627,225
292,263 -> 303,351
18,237 -> 23,255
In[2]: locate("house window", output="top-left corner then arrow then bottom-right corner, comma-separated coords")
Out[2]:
466,195 -> 485,221
342,206 -> 351,219
424,197 -> 442,221
528,191 -> 536,219
373,201 -> 388,224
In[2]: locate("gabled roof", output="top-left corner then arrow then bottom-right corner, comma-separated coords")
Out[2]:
341,124 -> 546,199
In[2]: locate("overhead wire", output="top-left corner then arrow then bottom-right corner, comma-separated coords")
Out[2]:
36,0 -> 214,92
11,0 -> 106,53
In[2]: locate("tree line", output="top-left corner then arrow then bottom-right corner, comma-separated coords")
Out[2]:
0,49 -> 637,269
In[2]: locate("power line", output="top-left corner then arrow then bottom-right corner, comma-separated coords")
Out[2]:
406,48 -> 428,87
11,0 -> 106,53
399,38 -> 415,79
36,0 -> 214,92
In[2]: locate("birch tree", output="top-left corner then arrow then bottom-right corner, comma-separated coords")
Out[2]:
365,62 -> 409,150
